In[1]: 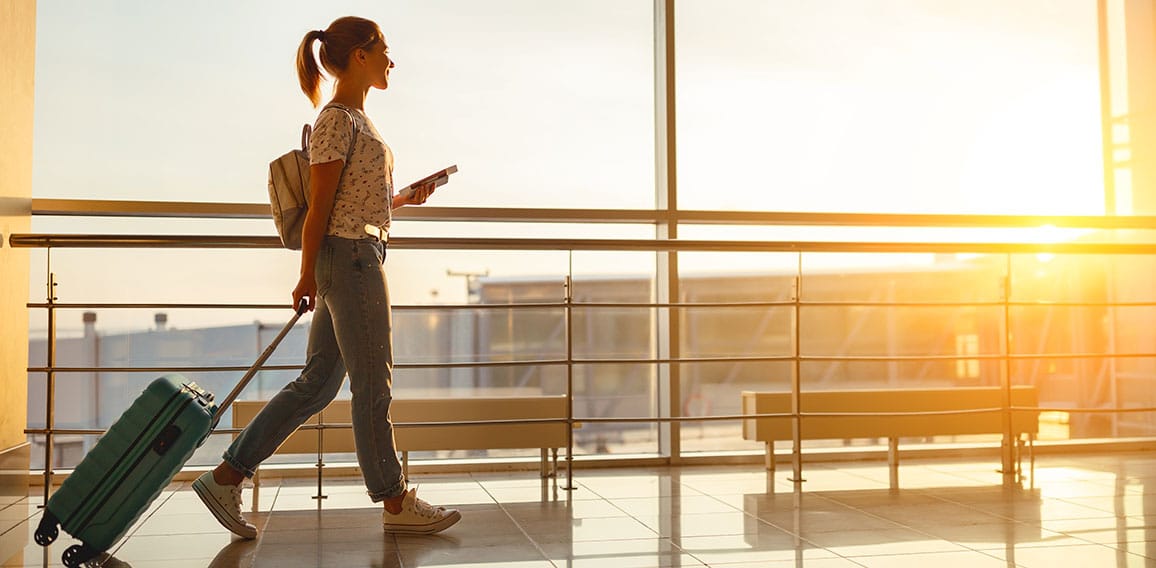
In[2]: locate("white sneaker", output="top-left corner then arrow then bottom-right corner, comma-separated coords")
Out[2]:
382,489 -> 461,535
193,471 -> 258,539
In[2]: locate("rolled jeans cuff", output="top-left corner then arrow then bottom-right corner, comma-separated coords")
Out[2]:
368,478 -> 407,503
221,452 -> 257,479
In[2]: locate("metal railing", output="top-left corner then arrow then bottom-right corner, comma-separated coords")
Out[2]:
14,205 -> 1156,501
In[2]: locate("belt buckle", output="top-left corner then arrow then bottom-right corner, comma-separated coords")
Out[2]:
364,224 -> 386,242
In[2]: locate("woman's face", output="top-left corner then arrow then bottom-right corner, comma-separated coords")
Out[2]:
362,38 -> 394,90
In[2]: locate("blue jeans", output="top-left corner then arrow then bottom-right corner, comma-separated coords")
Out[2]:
223,236 -> 405,502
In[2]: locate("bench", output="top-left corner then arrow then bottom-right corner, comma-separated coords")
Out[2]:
741,386 -> 1039,488
233,396 -> 568,511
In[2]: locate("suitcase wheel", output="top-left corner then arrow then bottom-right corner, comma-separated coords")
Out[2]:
34,512 -> 58,546
62,544 -> 99,568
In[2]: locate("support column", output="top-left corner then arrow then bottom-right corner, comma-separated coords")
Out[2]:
0,0 -> 35,463
1113,0 -> 1156,214
0,1 -> 36,561
1100,0 -> 1156,436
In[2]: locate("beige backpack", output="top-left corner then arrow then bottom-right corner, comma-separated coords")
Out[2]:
267,105 -> 357,250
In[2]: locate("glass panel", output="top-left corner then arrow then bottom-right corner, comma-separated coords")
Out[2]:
26,435 -> 49,472
795,252 -> 1013,452
675,0 -> 1102,215
29,432 -> 94,474
801,305 -> 1003,362
802,252 -> 1005,304
573,306 -> 654,361
678,223 -> 1122,245
682,306 -> 793,358
396,306 -> 566,366
27,322 -> 46,369
676,251 -> 796,453
30,217 -> 282,237
1115,355 -> 1156,437
393,248 -> 571,305
1010,253 -> 1120,303
572,363 -> 658,456
27,373 -> 46,428
800,358 -> 1002,391
679,361 -> 790,454
678,251 -> 799,290
1009,254 -> 1156,439
34,2 -> 655,208
38,248 -> 301,311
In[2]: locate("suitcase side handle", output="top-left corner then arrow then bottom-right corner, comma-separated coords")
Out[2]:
211,299 -> 309,429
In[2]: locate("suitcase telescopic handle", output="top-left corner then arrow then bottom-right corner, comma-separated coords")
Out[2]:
211,298 -> 310,429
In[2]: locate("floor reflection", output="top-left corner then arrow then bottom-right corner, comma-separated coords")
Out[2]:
0,452 -> 1153,567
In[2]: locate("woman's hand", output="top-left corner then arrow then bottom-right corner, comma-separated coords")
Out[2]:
394,181 -> 437,208
292,272 -> 317,312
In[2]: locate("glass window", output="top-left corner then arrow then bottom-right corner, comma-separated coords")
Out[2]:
675,0 -> 1102,215
34,1 -> 655,209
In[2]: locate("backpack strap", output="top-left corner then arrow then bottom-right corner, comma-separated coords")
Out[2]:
301,103 -> 359,158
321,103 -> 359,165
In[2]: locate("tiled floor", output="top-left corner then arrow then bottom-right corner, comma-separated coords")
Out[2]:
2,452 -> 1155,567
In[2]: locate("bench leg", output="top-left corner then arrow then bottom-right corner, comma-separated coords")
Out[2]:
251,468 -> 260,514
1015,435 -> 1025,482
552,448 -> 559,478
1029,433 -> 1036,489
540,449 -> 548,478
888,437 -> 899,491
765,442 -> 775,474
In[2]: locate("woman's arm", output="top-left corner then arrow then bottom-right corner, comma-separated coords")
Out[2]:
292,160 -> 344,311
391,181 -> 437,210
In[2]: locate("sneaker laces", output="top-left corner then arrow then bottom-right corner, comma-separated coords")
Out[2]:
227,484 -> 245,513
410,495 -> 444,519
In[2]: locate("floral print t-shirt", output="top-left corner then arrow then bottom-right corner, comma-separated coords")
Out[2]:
308,103 -> 394,240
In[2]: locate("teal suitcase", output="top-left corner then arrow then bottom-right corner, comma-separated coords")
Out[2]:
35,302 -> 307,567
37,376 -> 214,566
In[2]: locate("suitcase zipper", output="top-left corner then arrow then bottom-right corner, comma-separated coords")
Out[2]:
61,387 -> 188,532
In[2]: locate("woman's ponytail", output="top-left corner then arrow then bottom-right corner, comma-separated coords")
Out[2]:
296,30 -> 325,107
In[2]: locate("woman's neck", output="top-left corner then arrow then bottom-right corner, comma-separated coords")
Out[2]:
331,80 -> 369,111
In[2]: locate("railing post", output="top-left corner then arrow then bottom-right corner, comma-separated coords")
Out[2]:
1000,254 -> 1016,484
790,253 -> 805,484
563,273 -> 576,491
312,416 -> 327,504
42,251 -> 58,504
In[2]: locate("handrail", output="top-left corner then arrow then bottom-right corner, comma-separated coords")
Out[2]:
29,406 -> 1156,439
19,225 -> 1156,491
12,233 -> 1156,254
28,198 -> 1156,229
25,299 -> 1156,310
28,352 -> 1156,376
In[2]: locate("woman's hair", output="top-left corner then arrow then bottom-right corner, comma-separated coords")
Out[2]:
296,16 -> 384,107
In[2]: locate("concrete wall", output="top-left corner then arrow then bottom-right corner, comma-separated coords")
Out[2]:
0,0 -> 35,453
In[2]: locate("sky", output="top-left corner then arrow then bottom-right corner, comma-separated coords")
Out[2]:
28,0 -> 1108,333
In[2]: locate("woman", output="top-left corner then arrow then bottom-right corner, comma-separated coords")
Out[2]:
194,16 -> 460,537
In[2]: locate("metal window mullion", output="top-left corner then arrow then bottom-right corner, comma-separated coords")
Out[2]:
654,0 -> 680,464
1098,0 -> 1116,215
